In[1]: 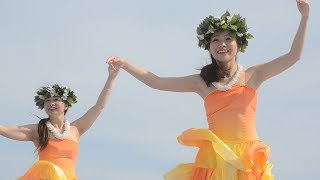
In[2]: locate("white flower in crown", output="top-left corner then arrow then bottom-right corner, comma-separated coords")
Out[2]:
49,87 -> 56,97
214,16 -> 220,21
205,29 -> 215,35
39,95 -> 45,100
197,34 -> 204,40
236,32 -> 244,37
62,91 -> 68,100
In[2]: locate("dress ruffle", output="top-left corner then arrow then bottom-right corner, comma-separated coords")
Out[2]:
164,128 -> 274,180
18,160 -> 68,180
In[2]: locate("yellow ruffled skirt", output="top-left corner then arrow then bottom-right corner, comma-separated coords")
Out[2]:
164,128 -> 274,180
18,160 -> 68,180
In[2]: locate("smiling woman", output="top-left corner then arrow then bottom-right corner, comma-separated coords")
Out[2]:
0,59 -> 119,180
107,0 -> 310,179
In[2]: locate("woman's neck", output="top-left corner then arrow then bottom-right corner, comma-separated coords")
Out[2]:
48,116 -> 66,128
216,61 -> 238,78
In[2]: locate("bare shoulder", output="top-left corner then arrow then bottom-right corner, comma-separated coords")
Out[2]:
32,124 -> 40,138
69,124 -> 81,141
25,124 -> 38,134
188,73 -> 203,82
187,73 -> 213,97
243,65 -> 263,89
23,124 -> 39,142
170,73 -> 205,93
188,74 -> 206,88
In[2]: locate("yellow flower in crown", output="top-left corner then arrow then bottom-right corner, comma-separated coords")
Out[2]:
34,84 -> 77,110
196,10 -> 254,52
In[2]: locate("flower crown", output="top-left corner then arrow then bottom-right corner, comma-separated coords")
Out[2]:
34,84 -> 77,110
196,10 -> 254,52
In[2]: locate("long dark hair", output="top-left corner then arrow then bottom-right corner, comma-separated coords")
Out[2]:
200,54 -> 230,87
37,108 -> 68,151
37,118 -> 50,151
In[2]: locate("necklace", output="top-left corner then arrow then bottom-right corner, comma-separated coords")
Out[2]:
212,64 -> 242,91
46,120 -> 70,140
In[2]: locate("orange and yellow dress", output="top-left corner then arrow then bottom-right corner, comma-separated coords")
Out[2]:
19,139 -> 78,180
165,85 -> 274,180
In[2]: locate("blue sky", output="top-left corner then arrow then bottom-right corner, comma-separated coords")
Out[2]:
0,0 -> 319,179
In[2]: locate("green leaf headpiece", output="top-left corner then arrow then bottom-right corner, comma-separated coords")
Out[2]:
196,10 -> 254,52
34,84 -> 77,110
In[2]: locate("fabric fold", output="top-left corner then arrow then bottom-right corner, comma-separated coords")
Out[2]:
18,160 -> 68,180
164,128 -> 274,180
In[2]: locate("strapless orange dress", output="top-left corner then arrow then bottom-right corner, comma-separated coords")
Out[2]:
19,139 -> 78,180
165,85 -> 274,180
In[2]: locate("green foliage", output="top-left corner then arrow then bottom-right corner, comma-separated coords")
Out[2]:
34,84 -> 78,110
196,10 -> 254,52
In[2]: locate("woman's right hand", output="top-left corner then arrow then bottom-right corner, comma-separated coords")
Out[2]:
106,56 -> 127,71
296,0 -> 310,17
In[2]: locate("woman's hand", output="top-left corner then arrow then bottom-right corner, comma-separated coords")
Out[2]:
106,56 -> 127,71
107,61 -> 120,79
297,0 -> 310,17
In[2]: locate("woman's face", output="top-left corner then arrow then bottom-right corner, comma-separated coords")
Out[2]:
43,97 -> 66,116
209,31 -> 239,63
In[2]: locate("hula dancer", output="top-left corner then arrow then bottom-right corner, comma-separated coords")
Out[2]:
107,0 -> 309,179
0,59 -> 119,179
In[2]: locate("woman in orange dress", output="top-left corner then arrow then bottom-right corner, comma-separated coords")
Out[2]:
107,0 -> 309,179
0,58 -> 119,180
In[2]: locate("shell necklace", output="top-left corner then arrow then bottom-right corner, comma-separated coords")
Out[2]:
46,120 -> 70,140
212,64 -> 242,91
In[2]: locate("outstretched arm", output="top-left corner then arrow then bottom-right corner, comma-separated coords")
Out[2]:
107,56 -> 203,93
0,124 -> 37,141
72,61 -> 119,137
248,0 -> 309,87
